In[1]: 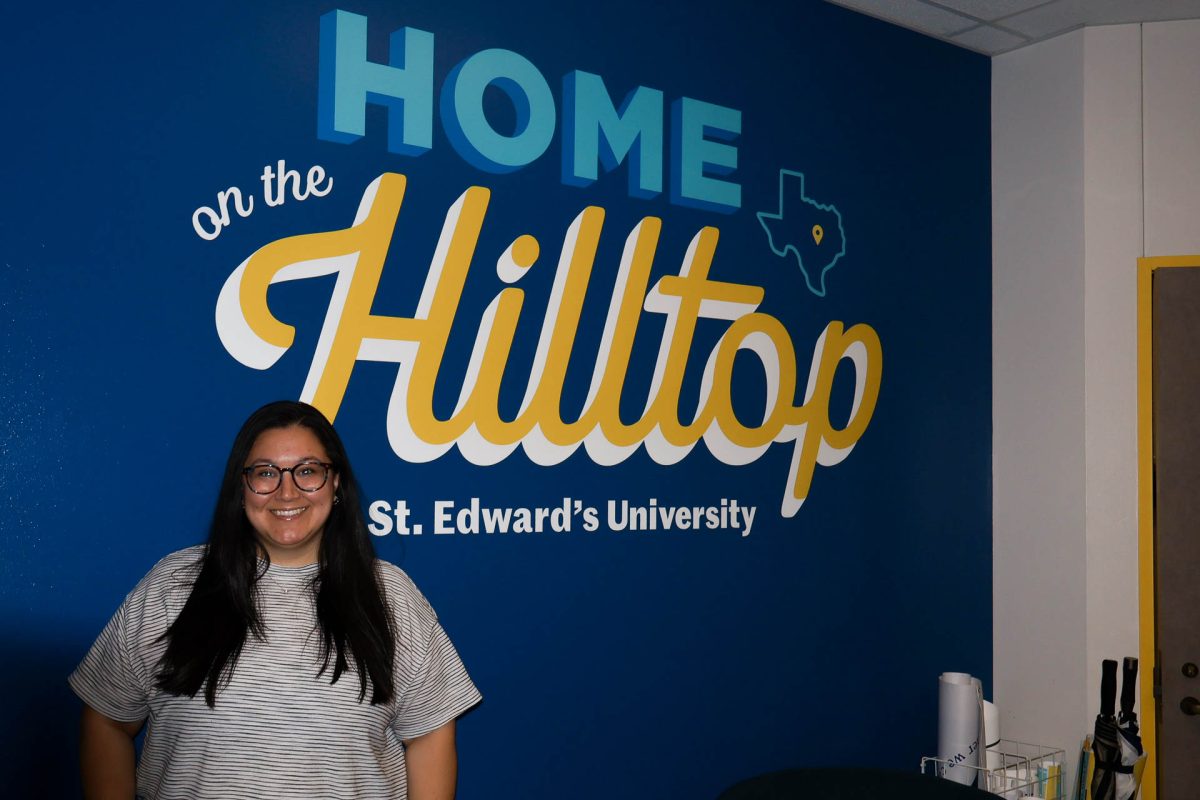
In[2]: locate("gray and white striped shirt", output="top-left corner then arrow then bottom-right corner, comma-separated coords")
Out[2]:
70,546 -> 481,799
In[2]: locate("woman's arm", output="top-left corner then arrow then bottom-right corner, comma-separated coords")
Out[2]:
403,719 -> 457,800
80,704 -> 144,800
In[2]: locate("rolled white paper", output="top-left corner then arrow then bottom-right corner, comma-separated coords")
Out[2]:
938,672 -> 981,785
983,700 -> 1002,771
972,677 -> 985,789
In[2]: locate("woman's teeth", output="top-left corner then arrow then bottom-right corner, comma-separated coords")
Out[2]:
272,508 -> 306,518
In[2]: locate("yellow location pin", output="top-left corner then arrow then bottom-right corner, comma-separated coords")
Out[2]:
812,224 -> 824,245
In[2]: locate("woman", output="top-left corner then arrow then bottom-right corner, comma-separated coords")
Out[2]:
70,401 -> 480,799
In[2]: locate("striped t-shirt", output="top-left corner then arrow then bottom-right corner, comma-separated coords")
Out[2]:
70,546 -> 481,800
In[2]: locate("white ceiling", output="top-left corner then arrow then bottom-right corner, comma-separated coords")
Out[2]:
825,0 -> 1200,55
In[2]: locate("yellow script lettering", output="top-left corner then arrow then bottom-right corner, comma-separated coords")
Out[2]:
215,173 -> 882,516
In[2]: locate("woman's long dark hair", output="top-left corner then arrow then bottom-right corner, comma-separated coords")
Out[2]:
156,401 -> 395,707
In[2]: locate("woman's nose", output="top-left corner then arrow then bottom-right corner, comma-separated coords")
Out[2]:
277,470 -> 301,498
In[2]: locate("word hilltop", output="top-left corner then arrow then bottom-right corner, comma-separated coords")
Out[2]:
217,174 -> 881,516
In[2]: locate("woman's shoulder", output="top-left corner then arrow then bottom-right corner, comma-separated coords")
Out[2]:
146,545 -> 205,581
102,546 -> 205,642
374,559 -> 425,600
374,559 -> 437,621
127,545 -> 205,602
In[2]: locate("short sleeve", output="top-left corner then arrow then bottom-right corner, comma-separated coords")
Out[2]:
68,548 -> 201,724
69,589 -> 151,723
383,566 -> 482,741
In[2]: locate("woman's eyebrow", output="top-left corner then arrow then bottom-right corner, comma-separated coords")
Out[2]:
246,456 -> 324,465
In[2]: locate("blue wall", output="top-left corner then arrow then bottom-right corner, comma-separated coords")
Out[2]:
0,1 -> 991,797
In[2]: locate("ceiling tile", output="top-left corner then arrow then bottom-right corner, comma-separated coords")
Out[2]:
933,0 -> 1052,23
951,24 -> 1032,53
826,0 -> 1200,55
828,0 -> 977,35
1000,0 -> 1086,37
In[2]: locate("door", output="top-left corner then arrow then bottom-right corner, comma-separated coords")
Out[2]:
1151,264 -> 1200,797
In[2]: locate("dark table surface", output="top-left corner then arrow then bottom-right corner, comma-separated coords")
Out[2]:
716,767 -> 1003,799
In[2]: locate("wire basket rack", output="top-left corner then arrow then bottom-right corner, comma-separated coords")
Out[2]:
921,738 -> 1066,799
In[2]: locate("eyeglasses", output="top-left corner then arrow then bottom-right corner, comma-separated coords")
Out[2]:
242,461 -> 333,494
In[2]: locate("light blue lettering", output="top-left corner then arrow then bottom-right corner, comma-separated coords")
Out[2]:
314,10 -> 743,212
562,71 -> 663,198
670,97 -> 741,213
317,10 -> 434,155
440,49 -> 555,173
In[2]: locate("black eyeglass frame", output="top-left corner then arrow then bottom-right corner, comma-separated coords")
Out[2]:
241,461 -> 334,494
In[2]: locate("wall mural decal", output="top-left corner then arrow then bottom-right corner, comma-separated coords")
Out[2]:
0,2 -> 992,797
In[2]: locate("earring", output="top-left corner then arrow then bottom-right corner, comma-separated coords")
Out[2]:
334,495 -> 341,505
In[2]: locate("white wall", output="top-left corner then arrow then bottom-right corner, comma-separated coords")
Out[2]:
1081,21 -> 1143,746
1144,20 -> 1200,255
993,28 -> 1089,772
994,18 -> 1200,788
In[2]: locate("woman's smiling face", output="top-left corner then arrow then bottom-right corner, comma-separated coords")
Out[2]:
242,425 -> 339,566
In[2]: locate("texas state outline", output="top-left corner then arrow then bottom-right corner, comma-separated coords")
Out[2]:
756,169 -> 847,297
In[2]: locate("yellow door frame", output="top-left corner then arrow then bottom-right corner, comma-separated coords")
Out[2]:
1135,254 -> 1200,800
